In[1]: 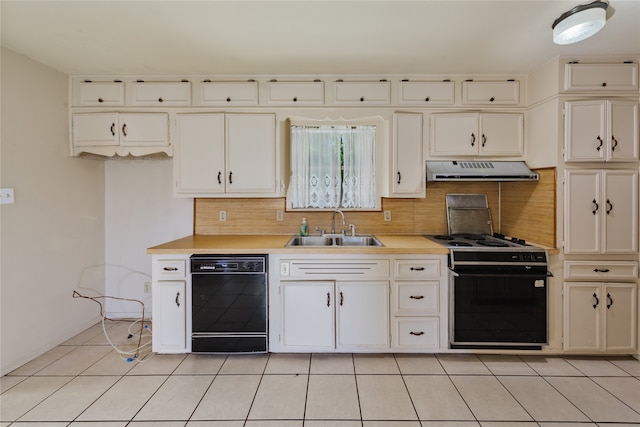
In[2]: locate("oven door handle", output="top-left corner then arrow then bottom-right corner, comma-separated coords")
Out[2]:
449,268 -> 459,277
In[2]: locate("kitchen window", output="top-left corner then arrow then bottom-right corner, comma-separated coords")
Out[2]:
287,116 -> 385,210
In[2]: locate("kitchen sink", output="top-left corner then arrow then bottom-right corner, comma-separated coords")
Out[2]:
286,234 -> 383,247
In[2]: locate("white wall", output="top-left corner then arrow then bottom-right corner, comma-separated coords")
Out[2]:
0,48 -> 105,375
104,159 -> 192,317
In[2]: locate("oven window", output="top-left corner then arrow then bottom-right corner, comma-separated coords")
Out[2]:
452,274 -> 547,344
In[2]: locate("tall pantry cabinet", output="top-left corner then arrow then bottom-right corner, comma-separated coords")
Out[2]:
561,61 -> 639,354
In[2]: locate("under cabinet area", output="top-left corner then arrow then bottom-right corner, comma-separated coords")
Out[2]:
429,112 -> 523,157
174,112 -> 279,197
71,112 -> 170,156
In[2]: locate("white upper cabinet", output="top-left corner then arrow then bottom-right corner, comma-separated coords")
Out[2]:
391,112 -> 425,197
174,113 -> 279,197
564,169 -> 639,255
397,80 -> 454,105
199,80 -> 258,106
129,81 -> 192,106
71,112 -> 170,156
564,100 -> 639,162
430,112 -> 523,157
461,80 -> 519,105
333,81 -> 390,105
75,81 -> 125,106
266,81 -> 324,105
564,63 -> 639,92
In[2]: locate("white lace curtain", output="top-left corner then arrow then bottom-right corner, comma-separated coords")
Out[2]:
289,125 -> 376,209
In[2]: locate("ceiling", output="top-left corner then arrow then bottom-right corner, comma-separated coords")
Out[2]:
1,0 -> 639,77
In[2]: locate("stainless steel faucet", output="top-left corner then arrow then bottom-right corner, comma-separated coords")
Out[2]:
331,209 -> 346,234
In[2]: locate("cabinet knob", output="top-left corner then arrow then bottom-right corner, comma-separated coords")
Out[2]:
98,98 -> 104,103
489,96 -> 495,102
424,96 -> 430,102
293,97 -> 298,102
158,97 -> 164,103
360,96 -> 365,102
226,97 -> 231,102
602,82 -> 607,87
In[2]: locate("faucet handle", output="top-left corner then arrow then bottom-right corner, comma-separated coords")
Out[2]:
347,224 -> 356,236
314,226 -> 325,235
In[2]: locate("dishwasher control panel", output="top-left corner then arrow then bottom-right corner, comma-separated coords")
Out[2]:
190,255 -> 266,273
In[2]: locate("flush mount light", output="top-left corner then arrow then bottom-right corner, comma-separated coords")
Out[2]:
552,0 -> 609,45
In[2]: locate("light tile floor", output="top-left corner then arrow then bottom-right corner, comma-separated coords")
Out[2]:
2,321 -> 640,427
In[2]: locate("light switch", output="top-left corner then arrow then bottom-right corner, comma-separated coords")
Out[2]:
0,188 -> 14,204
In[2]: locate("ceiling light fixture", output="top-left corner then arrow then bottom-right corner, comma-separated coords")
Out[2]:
552,0 -> 609,45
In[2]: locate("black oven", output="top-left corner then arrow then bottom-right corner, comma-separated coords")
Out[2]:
449,250 -> 549,350
190,255 -> 268,353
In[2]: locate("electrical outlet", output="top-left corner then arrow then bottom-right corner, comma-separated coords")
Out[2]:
144,282 -> 152,293
384,210 -> 392,221
276,210 -> 284,221
219,210 -> 227,221
0,188 -> 15,204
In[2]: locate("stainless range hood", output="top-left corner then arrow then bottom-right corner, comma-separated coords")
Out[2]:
426,161 -> 539,182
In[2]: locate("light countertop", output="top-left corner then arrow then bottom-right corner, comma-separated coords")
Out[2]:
147,234 -> 451,255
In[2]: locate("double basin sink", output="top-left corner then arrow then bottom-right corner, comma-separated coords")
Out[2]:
286,234 -> 383,247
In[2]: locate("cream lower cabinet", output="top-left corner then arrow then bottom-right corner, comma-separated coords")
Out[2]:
391,256 -> 448,351
174,112 -> 278,197
151,255 -> 189,354
280,280 -> 389,352
563,282 -> 637,353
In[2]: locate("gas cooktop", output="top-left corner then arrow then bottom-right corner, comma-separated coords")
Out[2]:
424,233 -> 544,251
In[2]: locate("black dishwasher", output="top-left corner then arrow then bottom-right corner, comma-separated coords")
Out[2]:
190,255 -> 267,353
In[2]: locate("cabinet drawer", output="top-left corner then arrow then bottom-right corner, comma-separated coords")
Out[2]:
333,81 -> 390,105
77,82 -> 125,106
130,81 -> 192,106
393,317 -> 439,349
564,261 -> 638,281
398,81 -> 454,105
266,81 -> 324,105
395,282 -> 439,315
72,113 -> 119,146
394,260 -> 440,278
564,63 -> 639,92
200,81 -> 258,105
286,259 -> 389,279
154,259 -> 187,279
462,80 -> 519,105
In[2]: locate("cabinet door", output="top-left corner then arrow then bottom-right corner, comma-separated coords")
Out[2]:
130,81 -> 191,106
478,113 -> 524,156
564,169 -> 601,254
564,100 -> 607,162
563,282 -> 601,352
397,81 -> 454,105
336,281 -> 389,350
77,82 -> 125,106
281,281 -> 334,350
266,81 -> 325,105
429,113 -> 478,156
608,100 -> 639,162
200,81 -> 258,106
391,112 -> 424,197
119,113 -> 169,147
333,82 -> 390,105
225,113 -> 277,194
175,113 -> 226,195
72,113 -> 119,146
564,63 -> 639,92
603,284 -> 637,352
602,170 -> 638,254
152,280 -> 187,353
461,81 -> 519,105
